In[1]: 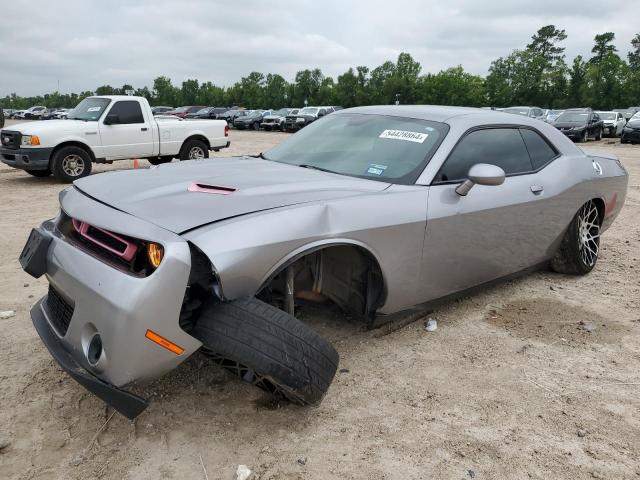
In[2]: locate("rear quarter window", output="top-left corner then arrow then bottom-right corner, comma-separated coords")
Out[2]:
519,129 -> 558,170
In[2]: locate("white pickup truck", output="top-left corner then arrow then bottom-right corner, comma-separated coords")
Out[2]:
0,95 -> 230,182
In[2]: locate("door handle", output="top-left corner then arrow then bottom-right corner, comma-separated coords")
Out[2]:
530,185 -> 544,194
141,127 -> 148,131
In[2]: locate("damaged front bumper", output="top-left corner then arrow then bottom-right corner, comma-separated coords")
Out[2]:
21,187 -> 203,418
31,297 -> 148,419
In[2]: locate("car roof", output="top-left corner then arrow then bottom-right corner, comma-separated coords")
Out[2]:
337,105 -> 549,125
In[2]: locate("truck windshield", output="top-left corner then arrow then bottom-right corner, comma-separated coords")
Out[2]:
68,98 -> 111,121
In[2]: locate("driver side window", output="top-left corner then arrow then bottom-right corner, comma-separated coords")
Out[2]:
436,128 -> 533,183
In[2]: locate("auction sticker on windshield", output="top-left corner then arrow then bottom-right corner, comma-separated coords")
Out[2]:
379,129 -> 428,143
366,164 -> 388,176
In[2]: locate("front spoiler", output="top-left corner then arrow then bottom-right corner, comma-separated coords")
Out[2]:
31,298 -> 148,419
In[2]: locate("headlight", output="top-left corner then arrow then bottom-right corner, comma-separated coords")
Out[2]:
21,135 -> 41,146
146,242 -> 164,269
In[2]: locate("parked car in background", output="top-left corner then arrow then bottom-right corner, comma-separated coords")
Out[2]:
502,106 -> 546,120
621,111 -> 640,144
186,107 -> 229,119
218,108 -> 247,124
3,108 -> 16,119
0,107 -> 4,128
234,110 -> 272,130
596,111 -> 626,137
261,108 -> 299,131
545,109 -> 564,124
1,96 -> 230,181
24,106 -> 47,119
553,108 -> 603,142
41,108 -> 61,120
11,110 -> 27,119
151,106 -> 174,115
53,108 -> 71,119
283,106 -> 330,132
163,106 -> 207,119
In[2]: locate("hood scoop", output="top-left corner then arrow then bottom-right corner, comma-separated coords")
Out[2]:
188,182 -> 237,195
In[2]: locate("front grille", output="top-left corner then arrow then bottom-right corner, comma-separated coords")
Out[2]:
46,286 -> 74,336
1,130 -> 20,150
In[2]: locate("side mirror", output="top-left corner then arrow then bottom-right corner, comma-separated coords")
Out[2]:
455,163 -> 506,196
104,114 -> 120,125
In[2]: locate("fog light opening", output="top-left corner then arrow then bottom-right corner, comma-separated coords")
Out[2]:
87,333 -> 103,366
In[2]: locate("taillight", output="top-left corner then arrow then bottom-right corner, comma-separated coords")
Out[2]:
224,125 -> 229,137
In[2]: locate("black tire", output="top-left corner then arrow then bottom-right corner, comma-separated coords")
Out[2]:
147,156 -> 173,165
179,139 -> 209,161
51,146 -> 92,182
595,128 -> 602,141
25,168 -> 51,177
253,121 -> 260,130
550,200 -> 601,275
192,297 -> 339,405
579,130 -> 588,143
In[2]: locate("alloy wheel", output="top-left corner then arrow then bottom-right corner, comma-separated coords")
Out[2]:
577,200 -> 600,267
61,154 -> 85,177
188,146 -> 205,159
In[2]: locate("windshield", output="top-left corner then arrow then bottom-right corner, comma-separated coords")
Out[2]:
195,108 -> 211,114
274,108 -> 290,116
68,98 -> 111,121
556,112 -> 589,123
299,107 -> 319,115
173,107 -> 188,113
503,108 -> 529,116
597,112 -> 616,120
549,110 -> 563,115
632,111 -> 640,119
264,113 -> 447,184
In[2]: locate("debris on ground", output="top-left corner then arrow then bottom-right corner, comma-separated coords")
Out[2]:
579,320 -> 596,333
425,318 -> 437,332
236,464 -> 253,480
0,436 -> 11,452
297,457 -> 307,465
0,310 -> 16,319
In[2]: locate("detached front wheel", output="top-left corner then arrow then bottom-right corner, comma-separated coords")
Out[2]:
51,146 -> 92,182
192,297 -> 339,405
551,200 -> 601,275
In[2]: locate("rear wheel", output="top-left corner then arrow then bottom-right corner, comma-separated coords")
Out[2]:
51,146 -> 92,182
179,139 -> 209,161
25,168 -> 51,177
253,121 -> 260,130
550,200 -> 601,275
192,297 -> 339,405
579,130 -> 588,143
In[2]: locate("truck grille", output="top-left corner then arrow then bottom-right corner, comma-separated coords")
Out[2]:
1,130 -> 20,150
46,285 -> 74,336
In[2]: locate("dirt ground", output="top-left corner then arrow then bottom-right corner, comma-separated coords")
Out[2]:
0,120 -> 639,480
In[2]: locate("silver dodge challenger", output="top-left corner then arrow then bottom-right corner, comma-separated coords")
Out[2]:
20,106 -> 627,418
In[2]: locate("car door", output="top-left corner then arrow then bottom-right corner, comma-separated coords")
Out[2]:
420,127 -> 561,301
99,100 -> 154,159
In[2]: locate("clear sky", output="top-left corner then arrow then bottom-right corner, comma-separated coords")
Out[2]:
1,0 -> 638,96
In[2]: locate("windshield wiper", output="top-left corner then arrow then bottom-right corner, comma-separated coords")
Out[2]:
251,152 -> 271,160
299,164 -> 338,174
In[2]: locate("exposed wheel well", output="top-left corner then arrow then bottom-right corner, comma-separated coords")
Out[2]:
182,135 -> 210,152
51,142 -> 96,165
257,244 -> 386,325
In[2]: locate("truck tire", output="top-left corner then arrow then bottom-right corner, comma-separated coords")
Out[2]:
192,297 -> 339,405
25,168 -> 51,177
147,156 -> 173,165
179,139 -> 209,160
51,146 -> 92,182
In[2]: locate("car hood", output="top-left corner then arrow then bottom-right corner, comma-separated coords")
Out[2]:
4,119 -> 96,133
626,119 -> 640,129
73,157 -> 389,233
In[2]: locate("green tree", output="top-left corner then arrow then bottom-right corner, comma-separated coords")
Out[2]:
567,55 -> 587,107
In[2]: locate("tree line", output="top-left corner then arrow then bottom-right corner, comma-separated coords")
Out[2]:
2,26 -> 639,111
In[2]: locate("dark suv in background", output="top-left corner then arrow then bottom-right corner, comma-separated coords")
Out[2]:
553,108 -> 604,142
283,106 -> 330,132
